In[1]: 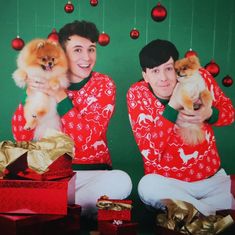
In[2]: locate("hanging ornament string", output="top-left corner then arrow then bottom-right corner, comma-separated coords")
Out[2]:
12,0 -> 24,50
98,0 -> 110,46
134,0 -> 137,27
16,0 -> 19,35
35,13 -> 38,37
212,0 -> 217,59
189,0 -> 194,49
145,0 -> 149,44
130,0 -> 139,39
102,0 -> 105,32
53,0 -> 56,28
168,0 -> 172,40
185,0 -> 198,57
48,0 -> 59,41
226,0 -> 234,72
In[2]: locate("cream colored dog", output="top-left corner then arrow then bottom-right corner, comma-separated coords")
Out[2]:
13,38 -> 69,140
174,55 -> 212,145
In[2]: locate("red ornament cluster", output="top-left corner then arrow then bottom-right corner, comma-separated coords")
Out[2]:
130,28 -> 140,39
47,28 -> 59,42
151,2 -> 167,22
222,75 -> 233,87
98,32 -> 110,46
11,36 -> 25,50
90,0 -> 98,6
205,59 -> 220,77
64,1 -> 74,13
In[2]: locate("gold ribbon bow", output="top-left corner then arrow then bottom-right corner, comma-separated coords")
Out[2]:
0,129 -> 74,175
96,196 -> 132,211
156,199 -> 234,235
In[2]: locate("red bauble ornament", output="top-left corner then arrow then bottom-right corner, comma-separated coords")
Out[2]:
64,1 -> 74,13
184,49 -> 198,58
205,59 -> 220,77
151,2 -> 167,22
130,28 -> 140,39
98,32 -> 110,46
11,36 -> 25,50
47,28 -> 59,42
222,75 -> 233,87
90,0 -> 98,6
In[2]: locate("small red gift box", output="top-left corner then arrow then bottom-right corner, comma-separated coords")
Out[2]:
0,173 -> 75,215
0,204 -> 81,235
98,221 -> 138,235
97,198 -> 132,221
5,153 -> 73,181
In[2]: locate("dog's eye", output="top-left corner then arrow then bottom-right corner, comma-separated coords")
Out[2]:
51,58 -> 55,62
182,66 -> 188,71
42,58 -> 46,62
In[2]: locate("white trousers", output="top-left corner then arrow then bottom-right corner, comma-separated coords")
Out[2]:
74,170 -> 132,216
138,169 -> 235,216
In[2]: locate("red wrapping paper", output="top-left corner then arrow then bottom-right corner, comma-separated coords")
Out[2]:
0,173 -> 75,215
97,199 -> 132,221
98,221 -> 138,235
0,204 -> 81,235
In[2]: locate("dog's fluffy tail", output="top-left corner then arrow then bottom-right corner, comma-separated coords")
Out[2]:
177,125 -> 205,146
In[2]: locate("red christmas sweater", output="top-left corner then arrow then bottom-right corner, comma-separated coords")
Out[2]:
12,72 -> 116,167
127,68 -> 234,182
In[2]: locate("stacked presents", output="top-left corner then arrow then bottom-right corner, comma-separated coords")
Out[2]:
0,130 -> 81,235
96,195 -> 138,235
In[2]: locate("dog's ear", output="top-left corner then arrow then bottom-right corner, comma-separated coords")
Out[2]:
188,55 -> 198,63
188,55 -> 201,68
48,40 -> 58,47
37,41 -> 45,49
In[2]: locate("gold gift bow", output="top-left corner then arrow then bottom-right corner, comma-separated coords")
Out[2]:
156,199 -> 234,235
96,199 -> 132,211
0,129 -> 74,175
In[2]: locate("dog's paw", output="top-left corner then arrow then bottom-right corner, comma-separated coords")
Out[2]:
23,125 -> 32,131
49,79 -> 60,90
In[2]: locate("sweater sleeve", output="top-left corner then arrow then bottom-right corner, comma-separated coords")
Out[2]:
200,68 -> 234,126
126,83 -> 175,165
12,103 -> 34,141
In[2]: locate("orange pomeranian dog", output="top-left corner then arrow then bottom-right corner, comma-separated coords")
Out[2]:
174,55 -> 213,145
13,38 -> 69,140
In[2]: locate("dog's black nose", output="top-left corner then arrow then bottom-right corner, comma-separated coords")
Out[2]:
48,62 -> 53,67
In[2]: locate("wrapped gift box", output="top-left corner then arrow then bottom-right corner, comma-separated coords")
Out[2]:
5,153 -> 73,181
0,173 -> 75,215
98,221 -> 138,235
0,204 -> 81,235
97,199 -> 132,221
0,130 -> 74,181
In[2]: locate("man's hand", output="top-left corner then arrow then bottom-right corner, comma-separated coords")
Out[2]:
27,78 -> 67,103
177,104 -> 213,125
168,83 -> 183,110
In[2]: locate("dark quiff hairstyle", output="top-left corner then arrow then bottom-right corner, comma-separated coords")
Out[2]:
139,39 -> 179,72
58,20 -> 99,50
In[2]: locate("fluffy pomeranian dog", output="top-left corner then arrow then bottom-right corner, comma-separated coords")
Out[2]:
174,55 -> 213,145
13,38 -> 69,140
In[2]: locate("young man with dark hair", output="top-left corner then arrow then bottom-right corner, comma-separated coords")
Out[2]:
12,20 -> 132,216
127,39 -> 235,216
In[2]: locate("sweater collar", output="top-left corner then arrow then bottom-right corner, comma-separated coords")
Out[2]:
68,72 -> 92,91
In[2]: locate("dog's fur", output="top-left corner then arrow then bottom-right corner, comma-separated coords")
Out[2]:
174,55 -> 212,145
13,38 -> 69,140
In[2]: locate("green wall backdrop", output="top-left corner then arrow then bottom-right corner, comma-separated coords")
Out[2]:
0,0 -> 235,223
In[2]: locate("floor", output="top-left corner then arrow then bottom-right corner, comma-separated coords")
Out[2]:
78,206 -> 235,235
